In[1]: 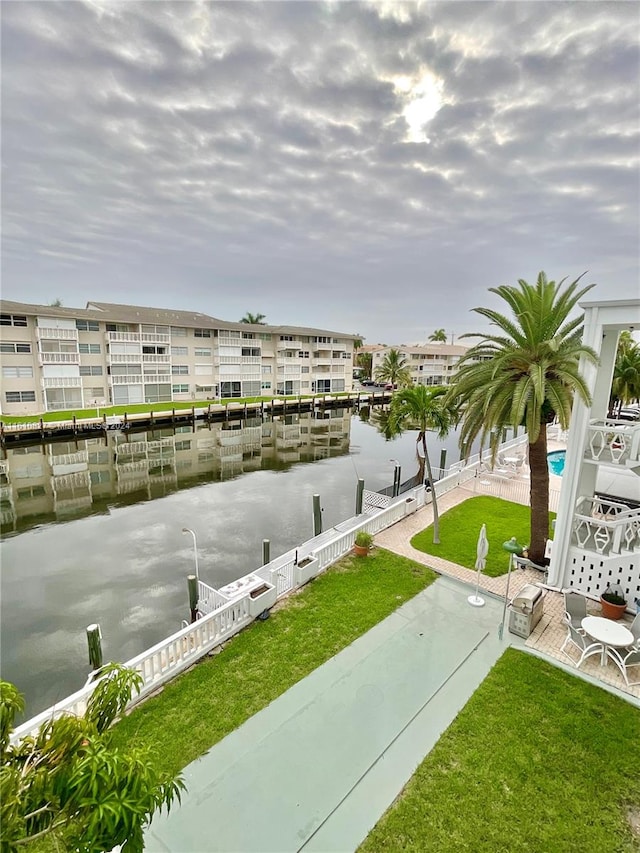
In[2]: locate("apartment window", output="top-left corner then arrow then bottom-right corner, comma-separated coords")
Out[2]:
5,391 -> 36,403
258,333 -> 272,341
242,332 -> 255,340
87,387 -> 105,398
17,485 -> 46,500
79,366 -> 103,376
90,470 -> 111,485
313,336 -> 330,344
109,364 -> 140,376
106,323 -> 131,332
261,381 -> 272,390
242,347 -> 260,357
298,351 -> 309,359
194,347 -> 211,357
76,320 -> 100,331
88,450 -> 110,464
172,384 -> 189,394
174,440 -> 191,451
301,366 -> 310,373
0,342 -> 31,354
79,343 -> 101,354
171,346 -> 188,356
142,345 -> 167,355
171,365 -> 189,375
170,327 -> 187,337
198,452 -> 214,463
194,328 -> 211,338
144,384 -> 172,404
2,366 -> 33,378
0,314 -> 28,326
141,324 -> 169,335
341,352 -> 351,359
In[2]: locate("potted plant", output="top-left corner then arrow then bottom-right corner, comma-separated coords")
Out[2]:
353,530 -> 374,557
295,553 -> 320,586
600,583 -> 628,620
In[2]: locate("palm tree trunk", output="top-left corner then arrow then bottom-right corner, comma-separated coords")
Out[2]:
528,423 -> 549,564
421,433 -> 441,544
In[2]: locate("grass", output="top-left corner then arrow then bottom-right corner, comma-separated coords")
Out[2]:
110,547 -> 438,777
359,648 -> 640,853
410,495 -> 556,577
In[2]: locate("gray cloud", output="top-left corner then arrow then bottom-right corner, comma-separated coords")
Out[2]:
1,0 -> 638,343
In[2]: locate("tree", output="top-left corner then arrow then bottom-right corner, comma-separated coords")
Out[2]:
374,349 -> 412,388
0,665 -> 185,852
445,272 -> 598,564
239,312 -> 266,325
609,332 -> 640,416
356,351 -> 373,380
385,385 -> 457,543
49,298 -> 63,307
428,328 -> 447,343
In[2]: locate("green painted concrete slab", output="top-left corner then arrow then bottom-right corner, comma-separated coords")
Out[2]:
145,577 -> 511,853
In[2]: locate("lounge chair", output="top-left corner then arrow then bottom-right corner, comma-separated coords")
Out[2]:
563,590 -> 588,632
560,615 -> 603,668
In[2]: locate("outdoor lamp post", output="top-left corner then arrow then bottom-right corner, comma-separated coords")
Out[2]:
182,527 -> 199,580
498,537 -> 524,639
389,459 -> 401,497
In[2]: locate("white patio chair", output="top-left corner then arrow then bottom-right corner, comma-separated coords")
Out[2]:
560,615 -> 603,668
563,590 -> 588,633
621,646 -> 640,687
625,613 -> 640,649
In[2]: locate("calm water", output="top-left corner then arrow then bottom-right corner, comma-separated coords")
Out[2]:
1,408 -> 466,719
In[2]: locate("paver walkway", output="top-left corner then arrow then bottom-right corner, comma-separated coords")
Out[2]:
145,577 -> 515,852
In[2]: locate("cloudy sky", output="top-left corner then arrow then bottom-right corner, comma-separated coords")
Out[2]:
2,1 -> 638,344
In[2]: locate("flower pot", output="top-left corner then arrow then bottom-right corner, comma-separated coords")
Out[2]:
405,497 -> 417,515
295,555 -> 319,586
353,544 -> 370,557
248,582 -> 277,617
600,596 -> 627,620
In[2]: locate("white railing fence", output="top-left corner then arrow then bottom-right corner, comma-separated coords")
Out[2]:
586,420 -> 640,467
572,495 -> 640,556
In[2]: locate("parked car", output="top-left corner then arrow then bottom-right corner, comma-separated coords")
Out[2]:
360,379 -> 375,387
617,408 -> 640,421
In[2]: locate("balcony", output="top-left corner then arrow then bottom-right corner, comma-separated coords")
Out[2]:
108,353 -> 142,364
36,327 -> 78,340
40,352 -> 79,364
49,450 -> 89,466
277,340 -> 302,350
106,332 -> 170,344
142,353 -> 171,364
110,375 -> 144,385
586,420 -> 640,468
42,377 -> 82,388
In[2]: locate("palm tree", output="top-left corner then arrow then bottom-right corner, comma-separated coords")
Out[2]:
445,272 -> 598,564
386,386 -> 457,543
374,349 -> 412,388
429,329 -> 447,343
240,312 -> 266,325
609,333 -> 640,416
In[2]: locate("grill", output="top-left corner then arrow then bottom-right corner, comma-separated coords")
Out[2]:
509,584 -> 544,638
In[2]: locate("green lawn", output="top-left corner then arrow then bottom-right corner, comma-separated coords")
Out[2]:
359,648 -> 640,853
411,495 -> 556,577
111,548 -> 438,777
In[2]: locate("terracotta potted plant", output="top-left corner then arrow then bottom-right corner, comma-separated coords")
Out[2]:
600,583 -> 627,620
353,530 -> 373,557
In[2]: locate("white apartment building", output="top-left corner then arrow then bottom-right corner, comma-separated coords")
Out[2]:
367,342 -> 470,386
0,301 -> 358,416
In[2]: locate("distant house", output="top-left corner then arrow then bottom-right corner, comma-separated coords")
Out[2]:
366,342 -> 470,387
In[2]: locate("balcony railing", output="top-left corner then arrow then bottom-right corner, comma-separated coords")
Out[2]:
36,327 -> 78,340
108,353 -> 142,363
42,376 -> 82,388
586,420 -> 640,466
49,451 -> 89,466
40,352 -> 79,364
106,332 -> 170,344
277,340 -> 302,349
110,375 -> 143,385
142,353 -> 171,363
573,495 -> 640,555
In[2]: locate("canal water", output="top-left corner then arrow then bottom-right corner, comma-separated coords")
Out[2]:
0,407 -> 467,719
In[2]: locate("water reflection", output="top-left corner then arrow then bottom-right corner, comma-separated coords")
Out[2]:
1,408 -> 461,719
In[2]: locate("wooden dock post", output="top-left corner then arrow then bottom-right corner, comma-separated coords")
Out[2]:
439,449 -> 447,478
262,539 -> 270,565
356,478 -> 365,515
313,494 -> 323,536
187,574 -> 199,623
86,623 -> 103,672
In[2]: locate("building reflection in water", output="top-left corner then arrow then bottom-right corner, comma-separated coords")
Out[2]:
0,408 -> 353,536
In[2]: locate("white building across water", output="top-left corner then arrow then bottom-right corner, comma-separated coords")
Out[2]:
0,301 -> 358,415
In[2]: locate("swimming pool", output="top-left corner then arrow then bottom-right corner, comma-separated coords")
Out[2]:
547,450 -> 566,476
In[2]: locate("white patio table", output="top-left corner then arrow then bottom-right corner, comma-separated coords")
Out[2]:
581,616 -> 634,677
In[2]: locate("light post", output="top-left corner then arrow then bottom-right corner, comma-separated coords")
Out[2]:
389,459 -> 401,497
182,527 -> 199,580
498,537 -> 524,639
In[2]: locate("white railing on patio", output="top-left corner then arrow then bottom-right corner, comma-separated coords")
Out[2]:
572,495 -> 640,555
586,420 -> 640,467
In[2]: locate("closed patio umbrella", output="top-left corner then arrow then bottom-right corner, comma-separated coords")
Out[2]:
468,523 -> 488,607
